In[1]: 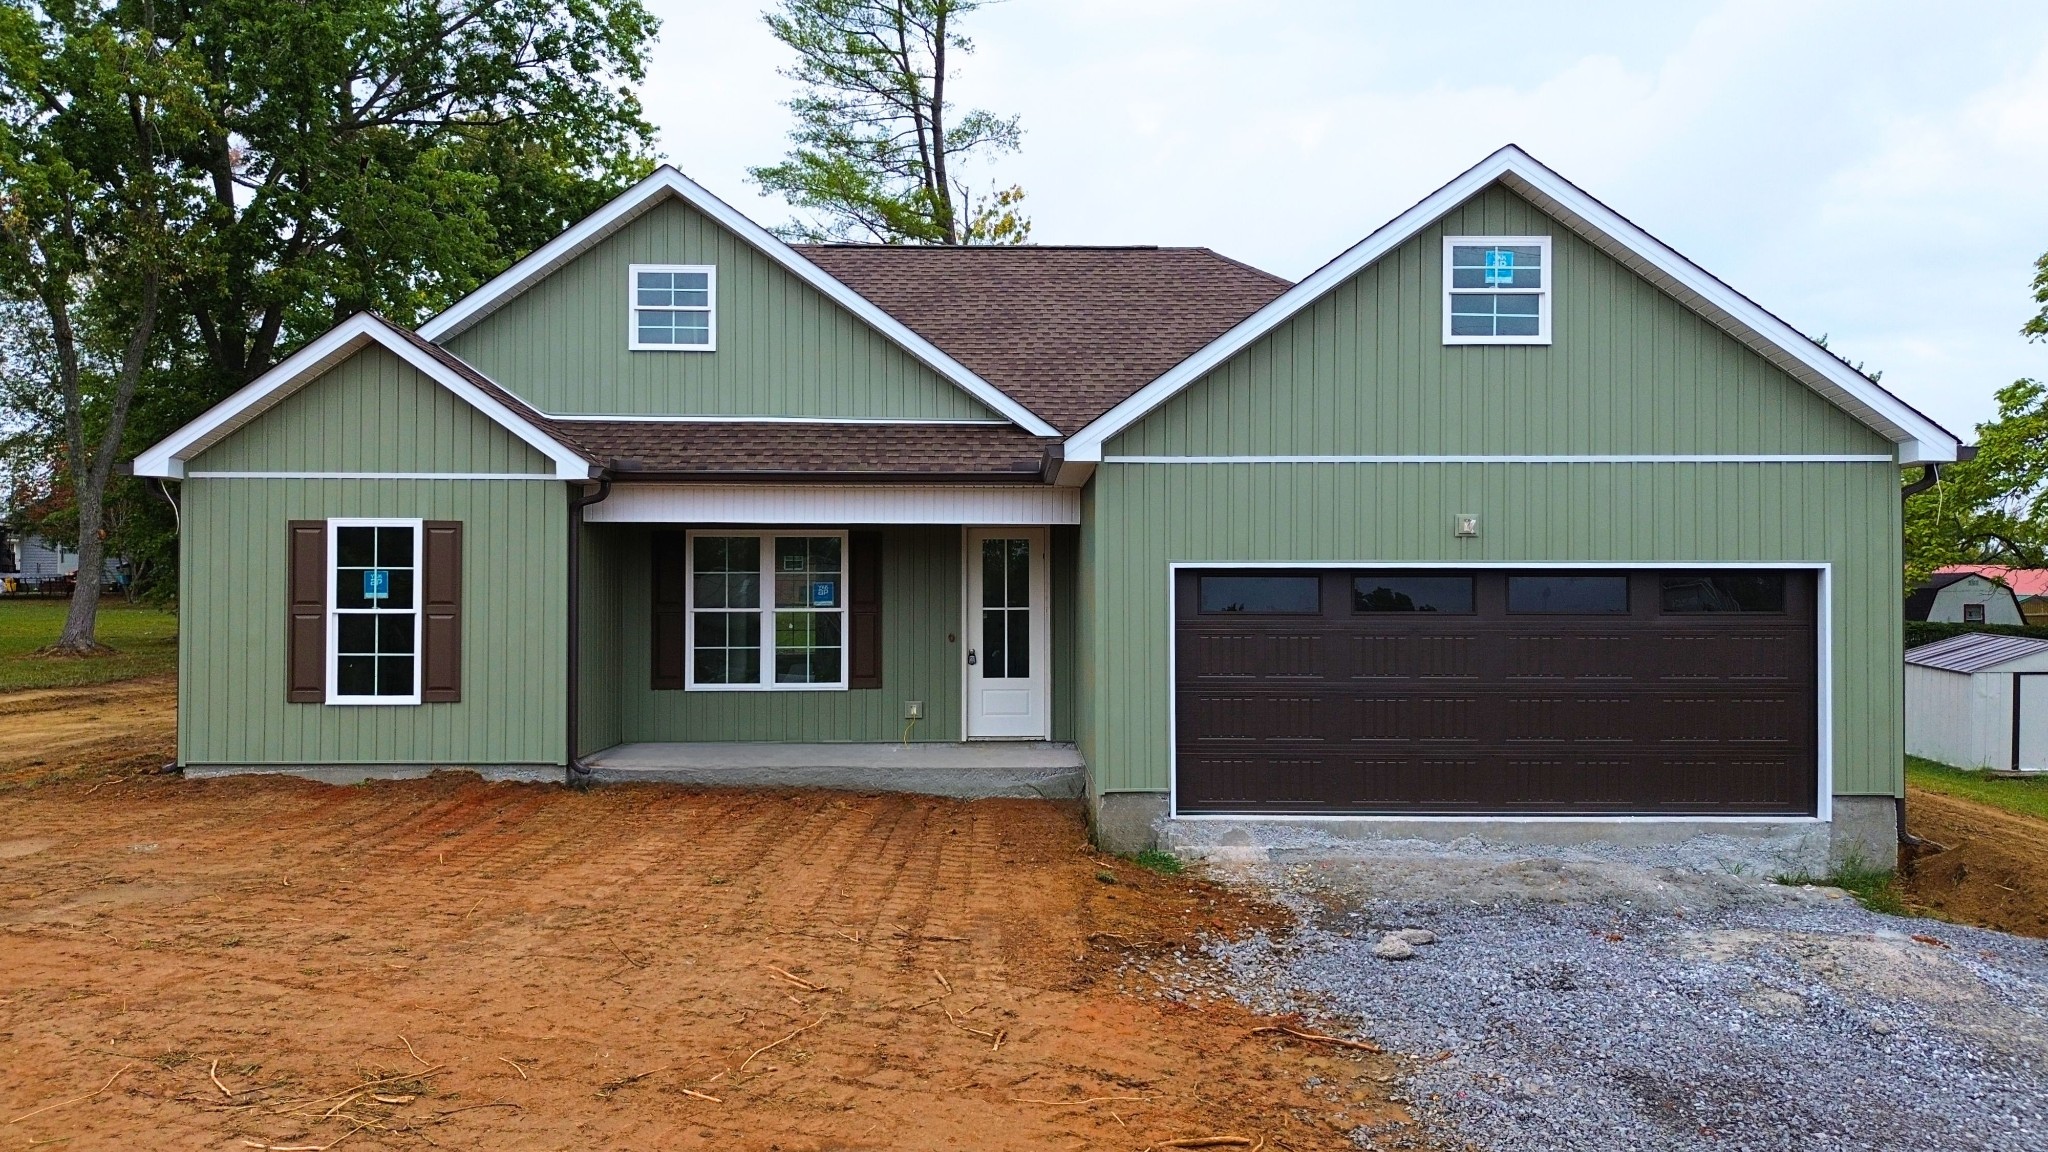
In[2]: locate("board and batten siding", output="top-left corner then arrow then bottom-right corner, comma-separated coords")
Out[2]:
578,523 -> 626,756
179,478 -> 567,767
443,199 -> 1002,421
188,345 -> 554,474
1080,461 -> 1904,798
1106,186 -> 1892,460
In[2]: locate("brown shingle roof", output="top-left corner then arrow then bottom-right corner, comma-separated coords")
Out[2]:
794,245 -> 1291,434
556,421 -> 1053,478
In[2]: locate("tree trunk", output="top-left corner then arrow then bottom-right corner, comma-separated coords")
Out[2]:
55,486 -> 109,652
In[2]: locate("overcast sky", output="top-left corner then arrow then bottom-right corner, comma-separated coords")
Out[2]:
638,0 -> 2048,439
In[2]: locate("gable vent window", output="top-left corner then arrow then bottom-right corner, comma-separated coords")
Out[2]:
1443,236 -> 1551,345
629,264 -> 716,350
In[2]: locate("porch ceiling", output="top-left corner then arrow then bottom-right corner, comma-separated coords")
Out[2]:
583,481 -> 1080,525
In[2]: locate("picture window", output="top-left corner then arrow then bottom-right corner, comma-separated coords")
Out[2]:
687,531 -> 845,689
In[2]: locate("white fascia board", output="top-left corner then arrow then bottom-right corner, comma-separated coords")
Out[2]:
132,314 -> 593,481
415,167 -> 1062,439
1066,145 -> 1959,465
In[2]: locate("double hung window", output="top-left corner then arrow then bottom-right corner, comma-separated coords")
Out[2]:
629,264 -> 716,350
1443,236 -> 1551,344
687,531 -> 847,689
329,519 -> 421,704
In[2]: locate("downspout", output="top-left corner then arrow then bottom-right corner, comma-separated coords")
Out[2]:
566,471 -> 614,786
1895,454 -> 1965,849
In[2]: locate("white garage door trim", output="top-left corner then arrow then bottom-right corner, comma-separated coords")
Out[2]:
1164,560 -> 1833,824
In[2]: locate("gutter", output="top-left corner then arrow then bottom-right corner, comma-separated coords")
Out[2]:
565,469 -> 614,786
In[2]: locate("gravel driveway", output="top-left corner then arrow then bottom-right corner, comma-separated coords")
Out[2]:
1183,847 -> 2048,1152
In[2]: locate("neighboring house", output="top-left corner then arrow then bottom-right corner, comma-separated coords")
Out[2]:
133,146 -> 1959,869
1933,565 -> 2048,626
1905,570 -> 2025,625
1905,634 -> 2048,771
0,526 -> 124,593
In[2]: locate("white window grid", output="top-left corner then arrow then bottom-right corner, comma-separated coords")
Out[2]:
628,263 -> 717,352
326,517 -> 424,706
1442,235 -> 1552,346
683,528 -> 850,691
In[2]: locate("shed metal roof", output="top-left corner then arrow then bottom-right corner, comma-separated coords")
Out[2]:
1904,632 -> 2048,673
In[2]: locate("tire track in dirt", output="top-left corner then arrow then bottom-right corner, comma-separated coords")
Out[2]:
0,681 -> 1427,1149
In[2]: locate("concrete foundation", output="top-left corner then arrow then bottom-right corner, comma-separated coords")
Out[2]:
580,741 -> 1086,799
1828,795 -> 1901,870
181,764 -> 563,785
1097,792 -> 1907,877
1091,791 -> 1170,854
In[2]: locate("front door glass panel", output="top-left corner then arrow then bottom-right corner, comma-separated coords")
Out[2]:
981,537 -> 1030,678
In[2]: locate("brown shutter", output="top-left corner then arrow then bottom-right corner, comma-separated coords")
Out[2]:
286,520 -> 327,703
421,521 -> 462,702
651,531 -> 686,689
849,530 -> 882,689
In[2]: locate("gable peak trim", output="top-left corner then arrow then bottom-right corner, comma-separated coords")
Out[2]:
132,313 -> 595,481
414,166 -> 1061,438
1064,144 -> 1958,465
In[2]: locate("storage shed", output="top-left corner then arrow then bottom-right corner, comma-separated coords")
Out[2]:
1905,633 -> 2048,771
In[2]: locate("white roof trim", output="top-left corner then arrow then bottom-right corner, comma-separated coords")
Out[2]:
414,166 -> 1061,439
1065,145 -> 1959,465
132,313 -> 595,481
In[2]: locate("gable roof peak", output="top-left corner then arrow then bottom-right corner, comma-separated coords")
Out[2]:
1064,144 -> 1959,465
414,165 -> 1060,438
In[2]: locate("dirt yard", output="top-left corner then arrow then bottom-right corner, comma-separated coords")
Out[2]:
1902,787 -> 2048,938
0,682 -> 1414,1151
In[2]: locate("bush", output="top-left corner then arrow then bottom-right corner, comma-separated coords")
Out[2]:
1904,620 -> 2048,650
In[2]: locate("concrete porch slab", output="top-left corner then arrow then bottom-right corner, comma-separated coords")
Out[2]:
581,741 -> 1086,800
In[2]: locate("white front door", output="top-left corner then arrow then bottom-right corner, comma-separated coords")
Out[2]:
964,527 -> 1050,739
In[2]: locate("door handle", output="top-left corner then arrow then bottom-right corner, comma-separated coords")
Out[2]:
967,649 -> 978,666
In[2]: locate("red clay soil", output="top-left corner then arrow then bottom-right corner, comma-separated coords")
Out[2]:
0,683 -> 1421,1151
1902,786 -> 2048,940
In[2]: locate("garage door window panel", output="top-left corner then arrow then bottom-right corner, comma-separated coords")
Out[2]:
1353,575 -> 1474,614
1661,574 -> 1786,613
1198,575 -> 1320,614
1507,575 -> 1629,614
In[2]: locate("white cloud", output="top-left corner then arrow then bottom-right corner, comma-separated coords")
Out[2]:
638,0 -> 2048,437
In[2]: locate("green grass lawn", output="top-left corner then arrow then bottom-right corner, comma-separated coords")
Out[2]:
0,599 -> 178,691
1907,755 -> 2048,823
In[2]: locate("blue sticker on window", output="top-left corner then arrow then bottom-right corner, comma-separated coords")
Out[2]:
812,580 -> 836,607
364,569 -> 390,600
1484,248 -> 1515,286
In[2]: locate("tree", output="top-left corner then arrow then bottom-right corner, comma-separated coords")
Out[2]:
1904,248 -> 2048,583
0,0 -> 187,651
750,0 -> 1030,245
0,0 -> 659,645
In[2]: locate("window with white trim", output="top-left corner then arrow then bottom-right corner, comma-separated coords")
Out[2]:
1443,236 -> 1551,345
329,519 -> 421,705
629,264 -> 716,350
686,531 -> 847,689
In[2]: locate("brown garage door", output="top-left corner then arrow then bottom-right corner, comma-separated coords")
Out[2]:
1174,569 -> 1818,816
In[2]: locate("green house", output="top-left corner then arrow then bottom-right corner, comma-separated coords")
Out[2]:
136,147 -> 1957,870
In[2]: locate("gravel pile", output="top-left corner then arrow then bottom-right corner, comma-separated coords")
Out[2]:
1193,856 -> 2048,1152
